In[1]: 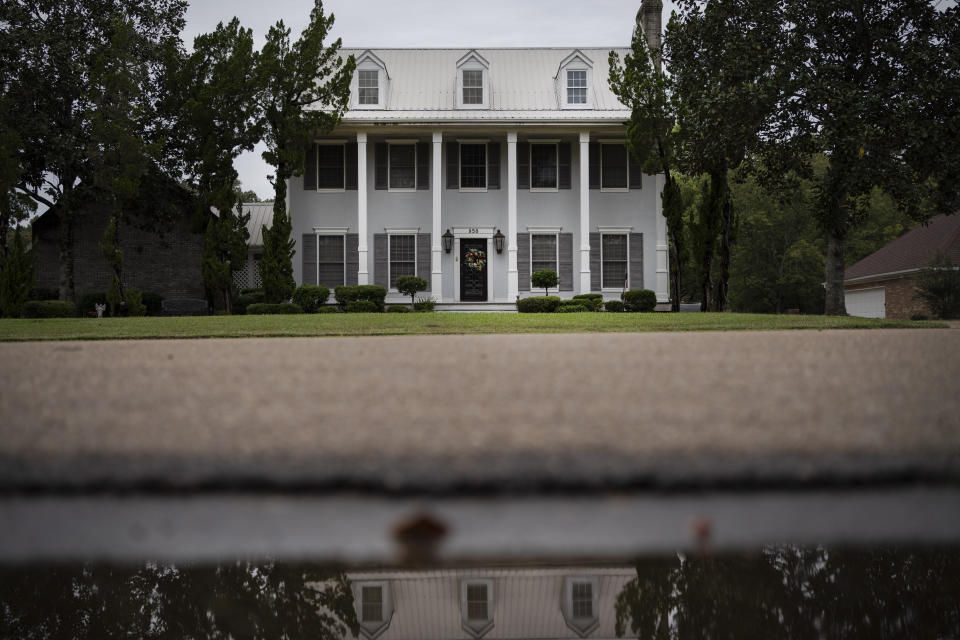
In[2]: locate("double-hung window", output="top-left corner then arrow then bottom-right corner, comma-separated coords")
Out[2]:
389,235 -> 416,288
572,582 -> 593,618
530,143 -> 558,190
531,234 -> 558,276
460,143 -> 487,189
462,70 -> 483,105
600,143 -> 629,190
361,585 -> 383,623
601,234 -> 628,289
466,583 -> 488,620
317,235 -> 345,287
388,143 -> 416,190
567,70 -> 587,105
316,143 -> 345,190
358,70 -> 379,105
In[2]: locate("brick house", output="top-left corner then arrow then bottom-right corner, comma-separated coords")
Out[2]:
844,214 -> 960,318
33,180 -> 206,302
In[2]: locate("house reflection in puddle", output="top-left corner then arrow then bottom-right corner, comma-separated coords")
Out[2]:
1,548 -> 959,638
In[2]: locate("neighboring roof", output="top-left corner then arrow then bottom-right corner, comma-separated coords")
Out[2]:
845,214 -> 960,282
334,48 -> 631,123
243,202 -> 274,247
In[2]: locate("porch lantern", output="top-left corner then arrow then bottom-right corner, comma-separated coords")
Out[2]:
442,229 -> 454,253
494,229 -> 505,254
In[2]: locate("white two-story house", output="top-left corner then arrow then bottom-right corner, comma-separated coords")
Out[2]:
289,3 -> 667,308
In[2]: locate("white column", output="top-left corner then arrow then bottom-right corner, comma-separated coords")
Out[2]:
655,172 -> 670,303
431,131 -> 443,299
507,131 -> 519,301
356,131 -> 369,285
578,131 -> 592,293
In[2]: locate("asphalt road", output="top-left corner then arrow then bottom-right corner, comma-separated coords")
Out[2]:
1,329 -> 958,493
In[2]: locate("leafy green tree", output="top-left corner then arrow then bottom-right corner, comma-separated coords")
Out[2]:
0,229 -> 34,318
609,17 -> 685,312
915,252 -> 960,319
2,0 -> 187,302
257,1 -> 355,304
99,217 -> 125,316
202,205 -> 250,314
758,0 -> 960,315
531,270 -> 559,297
395,275 -> 428,310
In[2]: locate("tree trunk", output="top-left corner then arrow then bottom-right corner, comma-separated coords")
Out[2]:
824,228 -> 847,316
57,210 -> 75,302
715,182 -> 733,312
669,229 -> 681,312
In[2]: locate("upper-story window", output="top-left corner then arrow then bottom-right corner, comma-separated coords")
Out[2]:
562,576 -> 599,637
460,579 -> 494,638
388,143 -> 417,190
361,585 -> 384,622
530,143 -> 558,190
567,70 -> 587,104
460,143 -> 487,189
316,143 -> 345,190
601,143 -> 629,190
354,580 -> 393,639
463,70 -> 483,105
456,50 -> 490,110
358,70 -> 379,105
571,581 -> 593,618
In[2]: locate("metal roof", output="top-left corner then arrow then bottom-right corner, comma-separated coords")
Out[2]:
242,202 -> 274,247
334,48 -> 631,123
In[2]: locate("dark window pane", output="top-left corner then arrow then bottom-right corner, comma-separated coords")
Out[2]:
317,235 -> 344,287
467,584 -> 488,620
389,235 -> 416,288
572,582 -> 593,618
317,144 -> 345,189
459,144 -> 487,188
358,70 -> 378,105
361,586 -> 382,622
389,144 -> 416,189
602,234 -> 628,288
531,234 -> 557,273
530,144 -> 557,189
601,144 -> 628,189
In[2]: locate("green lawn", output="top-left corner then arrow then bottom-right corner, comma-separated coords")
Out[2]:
0,312 -> 944,342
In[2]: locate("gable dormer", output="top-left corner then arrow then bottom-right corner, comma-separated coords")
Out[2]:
354,50 -> 389,109
456,50 -> 490,110
555,50 -> 593,110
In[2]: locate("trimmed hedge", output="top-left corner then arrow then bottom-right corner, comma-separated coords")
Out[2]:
516,296 -> 561,313
246,302 -> 303,315
557,304 -> 588,313
235,290 -> 266,315
572,293 -> 603,311
23,300 -> 76,318
140,292 -> 164,316
316,305 -> 339,313
622,289 -> 657,312
334,285 -> 387,311
604,300 -> 625,312
387,304 -> 412,313
345,300 -> 379,313
292,284 -> 330,313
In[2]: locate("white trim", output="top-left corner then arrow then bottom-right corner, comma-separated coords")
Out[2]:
844,267 -> 924,284
599,140 -> 629,193
386,138 -> 420,144
597,226 -> 633,233
355,579 -> 393,639
452,231 -> 495,303
526,225 -> 563,233
460,578 -> 494,638
458,141 -> 489,192
387,141 -> 418,192
313,227 -> 350,234
529,142 -> 559,192
456,52 -> 490,110
384,227 -> 421,235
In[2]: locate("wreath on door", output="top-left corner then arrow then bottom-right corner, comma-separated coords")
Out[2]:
464,248 -> 486,271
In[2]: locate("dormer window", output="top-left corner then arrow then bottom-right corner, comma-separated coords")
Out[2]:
355,581 -> 393,639
460,579 -> 494,638
562,577 -> 599,638
463,70 -> 483,105
456,50 -> 490,110
567,70 -> 587,104
358,70 -> 379,105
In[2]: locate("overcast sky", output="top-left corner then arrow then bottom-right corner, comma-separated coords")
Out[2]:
183,0 -> 678,200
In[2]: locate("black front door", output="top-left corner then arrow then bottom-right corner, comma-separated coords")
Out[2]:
460,239 -> 488,301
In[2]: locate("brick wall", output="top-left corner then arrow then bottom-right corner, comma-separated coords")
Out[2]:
34,204 -> 206,301
846,275 -> 931,319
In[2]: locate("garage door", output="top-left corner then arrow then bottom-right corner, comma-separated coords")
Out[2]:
845,287 -> 885,318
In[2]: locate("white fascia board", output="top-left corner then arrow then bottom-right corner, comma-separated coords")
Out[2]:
843,268 -> 922,285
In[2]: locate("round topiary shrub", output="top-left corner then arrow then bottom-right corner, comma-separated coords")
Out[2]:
622,289 -> 657,312
531,270 -> 559,296
516,296 -> 561,313
604,300 -> 625,312
557,304 -> 588,312
387,305 -> 411,313
394,275 -> 428,309
345,300 -> 379,313
292,284 -> 330,313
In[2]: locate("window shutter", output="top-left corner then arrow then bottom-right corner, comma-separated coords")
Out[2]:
590,232 -> 601,291
558,233 -> 573,291
487,142 -> 501,189
373,234 -> 388,288
345,233 -> 359,286
345,142 -> 358,190
374,143 -> 388,190
517,142 -> 529,189
446,142 -> 458,189
589,143 -> 600,189
558,142 -> 572,189
416,142 -> 430,190
629,149 -> 643,189
417,233 -> 431,291
517,233 -> 530,291
304,144 -> 317,190
302,234 -> 317,285
629,233 -> 644,289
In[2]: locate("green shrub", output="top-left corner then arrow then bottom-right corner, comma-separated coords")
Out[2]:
345,300 -> 379,313
531,270 -> 559,296
557,303 -> 588,312
604,300 -> 625,312
334,285 -> 387,311
235,290 -> 266,315
78,292 -> 108,317
316,305 -> 339,313
622,289 -> 657,312
292,284 -> 330,313
516,296 -> 561,313
911,312 -> 929,321
413,296 -> 436,312
915,252 -> 960,319
27,287 -> 59,301
395,275 -> 428,308
125,289 -> 147,316
240,287 -> 263,295
140,292 -> 164,316
246,302 -> 303,315
22,300 -> 76,318
387,304 -> 411,313
572,293 -> 603,311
